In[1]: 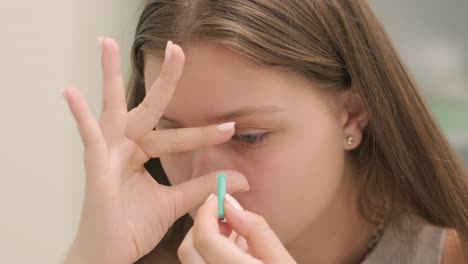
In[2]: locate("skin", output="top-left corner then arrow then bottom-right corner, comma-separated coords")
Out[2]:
63,38 -> 249,264
144,40 -> 375,263
178,193 -> 297,263
442,230 -> 467,264
145,40 -> 467,264
64,37 -> 465,264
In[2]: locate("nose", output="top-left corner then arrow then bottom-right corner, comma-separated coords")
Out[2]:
191,145 -> 234,178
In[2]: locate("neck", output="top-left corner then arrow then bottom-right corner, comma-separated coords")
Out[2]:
285,171 -> 376,264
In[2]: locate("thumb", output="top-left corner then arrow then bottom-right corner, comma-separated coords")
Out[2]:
224,194 -> 296,263
167,170 -> 249,220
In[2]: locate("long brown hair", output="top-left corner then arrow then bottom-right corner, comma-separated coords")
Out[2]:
127,0 -> 468,261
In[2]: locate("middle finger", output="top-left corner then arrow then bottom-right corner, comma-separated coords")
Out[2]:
126,40 -> 185,140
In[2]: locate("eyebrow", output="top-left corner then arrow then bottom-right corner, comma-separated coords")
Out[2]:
160,106 -> 284,125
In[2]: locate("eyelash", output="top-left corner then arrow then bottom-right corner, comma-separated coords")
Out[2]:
231,132 -> 271,147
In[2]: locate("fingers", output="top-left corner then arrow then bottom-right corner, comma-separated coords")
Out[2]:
137,122 -> 235,157
226,230 -> 249,252
219,221 -> 233,238
167,170 -> 249,220
98,37 -> 127,145
178,228 -> 245,263
178,228 -> 207,264
99,37 -> 127,113
224,196 -> 296,263
233,232 -> 249,252
177,227 -> 241,264
62,88 -> 108,181
126,41 -> 185,140
191,196 -> 261,264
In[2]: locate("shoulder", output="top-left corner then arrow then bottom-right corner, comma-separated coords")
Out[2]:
442,229 -> 468,264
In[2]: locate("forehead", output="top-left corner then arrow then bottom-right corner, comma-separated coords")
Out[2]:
143,41 -> 317,124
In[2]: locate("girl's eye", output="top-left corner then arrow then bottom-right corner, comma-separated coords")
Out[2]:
232,132 -> 270,147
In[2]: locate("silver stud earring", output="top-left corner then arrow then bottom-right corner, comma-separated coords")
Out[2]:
347,136 -> 355,145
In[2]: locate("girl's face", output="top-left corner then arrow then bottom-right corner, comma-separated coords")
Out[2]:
144,41 -> 353,244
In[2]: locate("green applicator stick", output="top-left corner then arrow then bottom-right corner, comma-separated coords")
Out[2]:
217,172 -> 227,220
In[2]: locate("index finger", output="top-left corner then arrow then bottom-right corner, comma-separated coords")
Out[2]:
192,196 -> 261,264
126,41 -> 185,140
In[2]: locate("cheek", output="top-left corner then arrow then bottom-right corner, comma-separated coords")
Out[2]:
158,114 -> 345,244
239,116 -> 345,243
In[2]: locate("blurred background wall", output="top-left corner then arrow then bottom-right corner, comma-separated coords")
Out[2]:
0,0 -> 466,263
0,0 -> 140,262
371,0 -> 468,162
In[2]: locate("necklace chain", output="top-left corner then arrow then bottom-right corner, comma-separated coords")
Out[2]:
360,221 -> 386,262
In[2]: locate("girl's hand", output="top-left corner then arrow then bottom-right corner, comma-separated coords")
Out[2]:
178,194 -> 296,264
63,38 -> 249,264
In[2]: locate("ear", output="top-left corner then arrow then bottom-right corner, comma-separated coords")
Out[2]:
340,89 -> 369,150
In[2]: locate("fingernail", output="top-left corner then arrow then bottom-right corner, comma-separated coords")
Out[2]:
205,193 -> 214,203
225,194 -> 244,211
217,122 -> 236,132
165,40 -> 173,62
240,185 -> 250,193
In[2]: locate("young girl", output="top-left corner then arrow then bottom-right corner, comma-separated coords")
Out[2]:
63,0 -> 468,263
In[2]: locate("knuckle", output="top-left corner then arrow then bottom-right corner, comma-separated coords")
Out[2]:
167,128 -> 205,150
191,128 -> 206,146
167,129 -> 187,148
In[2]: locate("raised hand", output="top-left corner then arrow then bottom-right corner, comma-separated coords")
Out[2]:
63,38 -> 249,264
